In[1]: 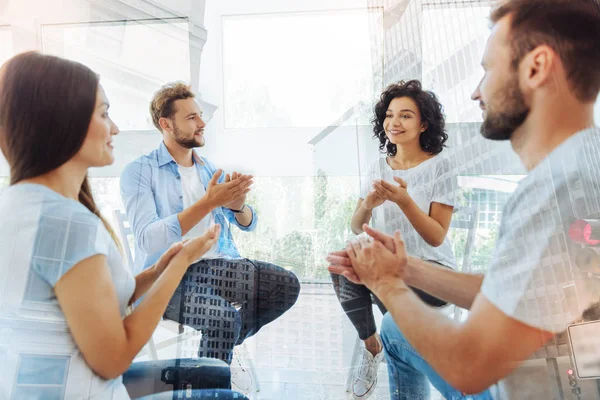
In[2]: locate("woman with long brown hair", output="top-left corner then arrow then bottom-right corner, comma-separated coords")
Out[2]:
0,51 -> 243,399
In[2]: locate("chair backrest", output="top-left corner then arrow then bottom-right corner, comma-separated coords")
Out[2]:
113,209 -> 135,269
450,207 -> 479,274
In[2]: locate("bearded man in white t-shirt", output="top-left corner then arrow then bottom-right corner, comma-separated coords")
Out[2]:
328,0 -> 600,398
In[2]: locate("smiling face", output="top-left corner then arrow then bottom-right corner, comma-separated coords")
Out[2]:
164,97 -> 206,149
72,85 -> 119,167
384,96 -> 427,147
471,16 -> 530,141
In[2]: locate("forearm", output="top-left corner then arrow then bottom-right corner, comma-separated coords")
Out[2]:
351,205 -> 372,235
120,259 -> 190,367
233,205 -> 253,227
178,197 -> 215,236
405,256 -> 483,309
376,282 -> 474,390
398,200 -> 446,246
129,265 -> 159,305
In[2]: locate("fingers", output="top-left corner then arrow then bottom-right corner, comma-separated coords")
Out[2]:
373,181 -> 392,198
225,173 -> 231,182
326,254 -> 352,267
345,241 -> 357,262
393,176 -> 407,188
392,230 -> 406,256
328,265 -> 352,275
378,179 -> 397,192
362,224 -> 395,252
328,250 -> 348,257
358,235 -> 371,249
230,175 -> 254,188
341,270 -> 362,284
209,169 -> 222,187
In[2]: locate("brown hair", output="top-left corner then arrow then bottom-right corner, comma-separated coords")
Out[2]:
490,0 -> 600,102
150,81 -> 195,132
0,51 -> 122,251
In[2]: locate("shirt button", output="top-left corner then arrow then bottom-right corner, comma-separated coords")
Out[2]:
179,196 -> 183,199
176,176 -> 180,180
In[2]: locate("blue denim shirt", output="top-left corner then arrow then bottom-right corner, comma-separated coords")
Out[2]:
120,142 -> 257,272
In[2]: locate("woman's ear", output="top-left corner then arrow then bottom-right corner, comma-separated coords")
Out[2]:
420,122 -> 428,133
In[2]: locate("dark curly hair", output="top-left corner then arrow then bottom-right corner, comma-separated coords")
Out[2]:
372,80 -> 448,156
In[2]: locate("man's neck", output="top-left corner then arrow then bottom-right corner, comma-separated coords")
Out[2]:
511,101 -> 595,172
164,139 -> 194,167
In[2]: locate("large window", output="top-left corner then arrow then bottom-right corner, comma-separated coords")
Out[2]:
13,355 -> 70,399
42,18 -> 191,131
222,9 -> 382,129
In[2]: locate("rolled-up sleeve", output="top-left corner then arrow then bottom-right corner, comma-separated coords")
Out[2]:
120,160 -> 182,255
224,205 -> 258,232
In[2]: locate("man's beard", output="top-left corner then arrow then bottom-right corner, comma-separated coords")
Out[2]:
480,74 -> 530,141
173,123 -> 203,149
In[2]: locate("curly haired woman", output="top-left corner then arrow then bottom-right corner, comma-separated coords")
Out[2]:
332,80 -> 458,399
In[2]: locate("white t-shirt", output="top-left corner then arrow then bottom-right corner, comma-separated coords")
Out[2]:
361,154 -> 458,269
482,128 -> 600,399
178,165 -> 220,259
0,184 -> 135,399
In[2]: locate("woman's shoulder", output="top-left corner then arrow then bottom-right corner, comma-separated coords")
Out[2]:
428,153 -> 455,175
367,154 -> 389,174
4,184 -> 102,228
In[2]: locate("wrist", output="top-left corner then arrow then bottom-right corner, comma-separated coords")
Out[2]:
395,196 -> 413,210
360,202 -> 373,212
199,195 -> 217,211
373,279 -> 410,304
227,204 -> 246,213
403,256 -> 418,286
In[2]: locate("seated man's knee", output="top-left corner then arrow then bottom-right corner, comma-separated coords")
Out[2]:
380,312 -> 406,349
287,271 -> 301,306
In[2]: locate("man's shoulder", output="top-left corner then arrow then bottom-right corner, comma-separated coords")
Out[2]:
124,149 -> 160,169
503,128 -> 600,225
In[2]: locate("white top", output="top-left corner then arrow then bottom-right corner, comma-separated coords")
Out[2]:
0,184 -> 135,399
361,154 -> 458,269
178,165 -> 220,259
482,128 -> 600,399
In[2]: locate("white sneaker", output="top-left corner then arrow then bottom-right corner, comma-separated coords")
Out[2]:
231,350 -> 253,395
348,346 -> 384,399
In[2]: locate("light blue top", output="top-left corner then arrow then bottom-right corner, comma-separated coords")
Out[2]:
120,142 -> 258,273
0,183 -> 134,399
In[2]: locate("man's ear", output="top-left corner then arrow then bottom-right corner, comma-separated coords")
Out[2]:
521,44 -> 556,92
159,117 -> 172,133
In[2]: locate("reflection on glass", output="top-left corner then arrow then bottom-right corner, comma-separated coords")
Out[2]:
42,19 -> 191,131
14,355 -> 69,398
422,6 -> 491,123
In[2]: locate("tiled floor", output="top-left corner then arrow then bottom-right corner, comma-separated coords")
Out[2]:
138,283 -> 442,400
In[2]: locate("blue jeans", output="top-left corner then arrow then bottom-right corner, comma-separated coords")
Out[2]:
380,313 -> 493,400
164,258 -> 300,364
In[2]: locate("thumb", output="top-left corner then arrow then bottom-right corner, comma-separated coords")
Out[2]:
164,242 -> 183,258
209,169 -> 222,187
